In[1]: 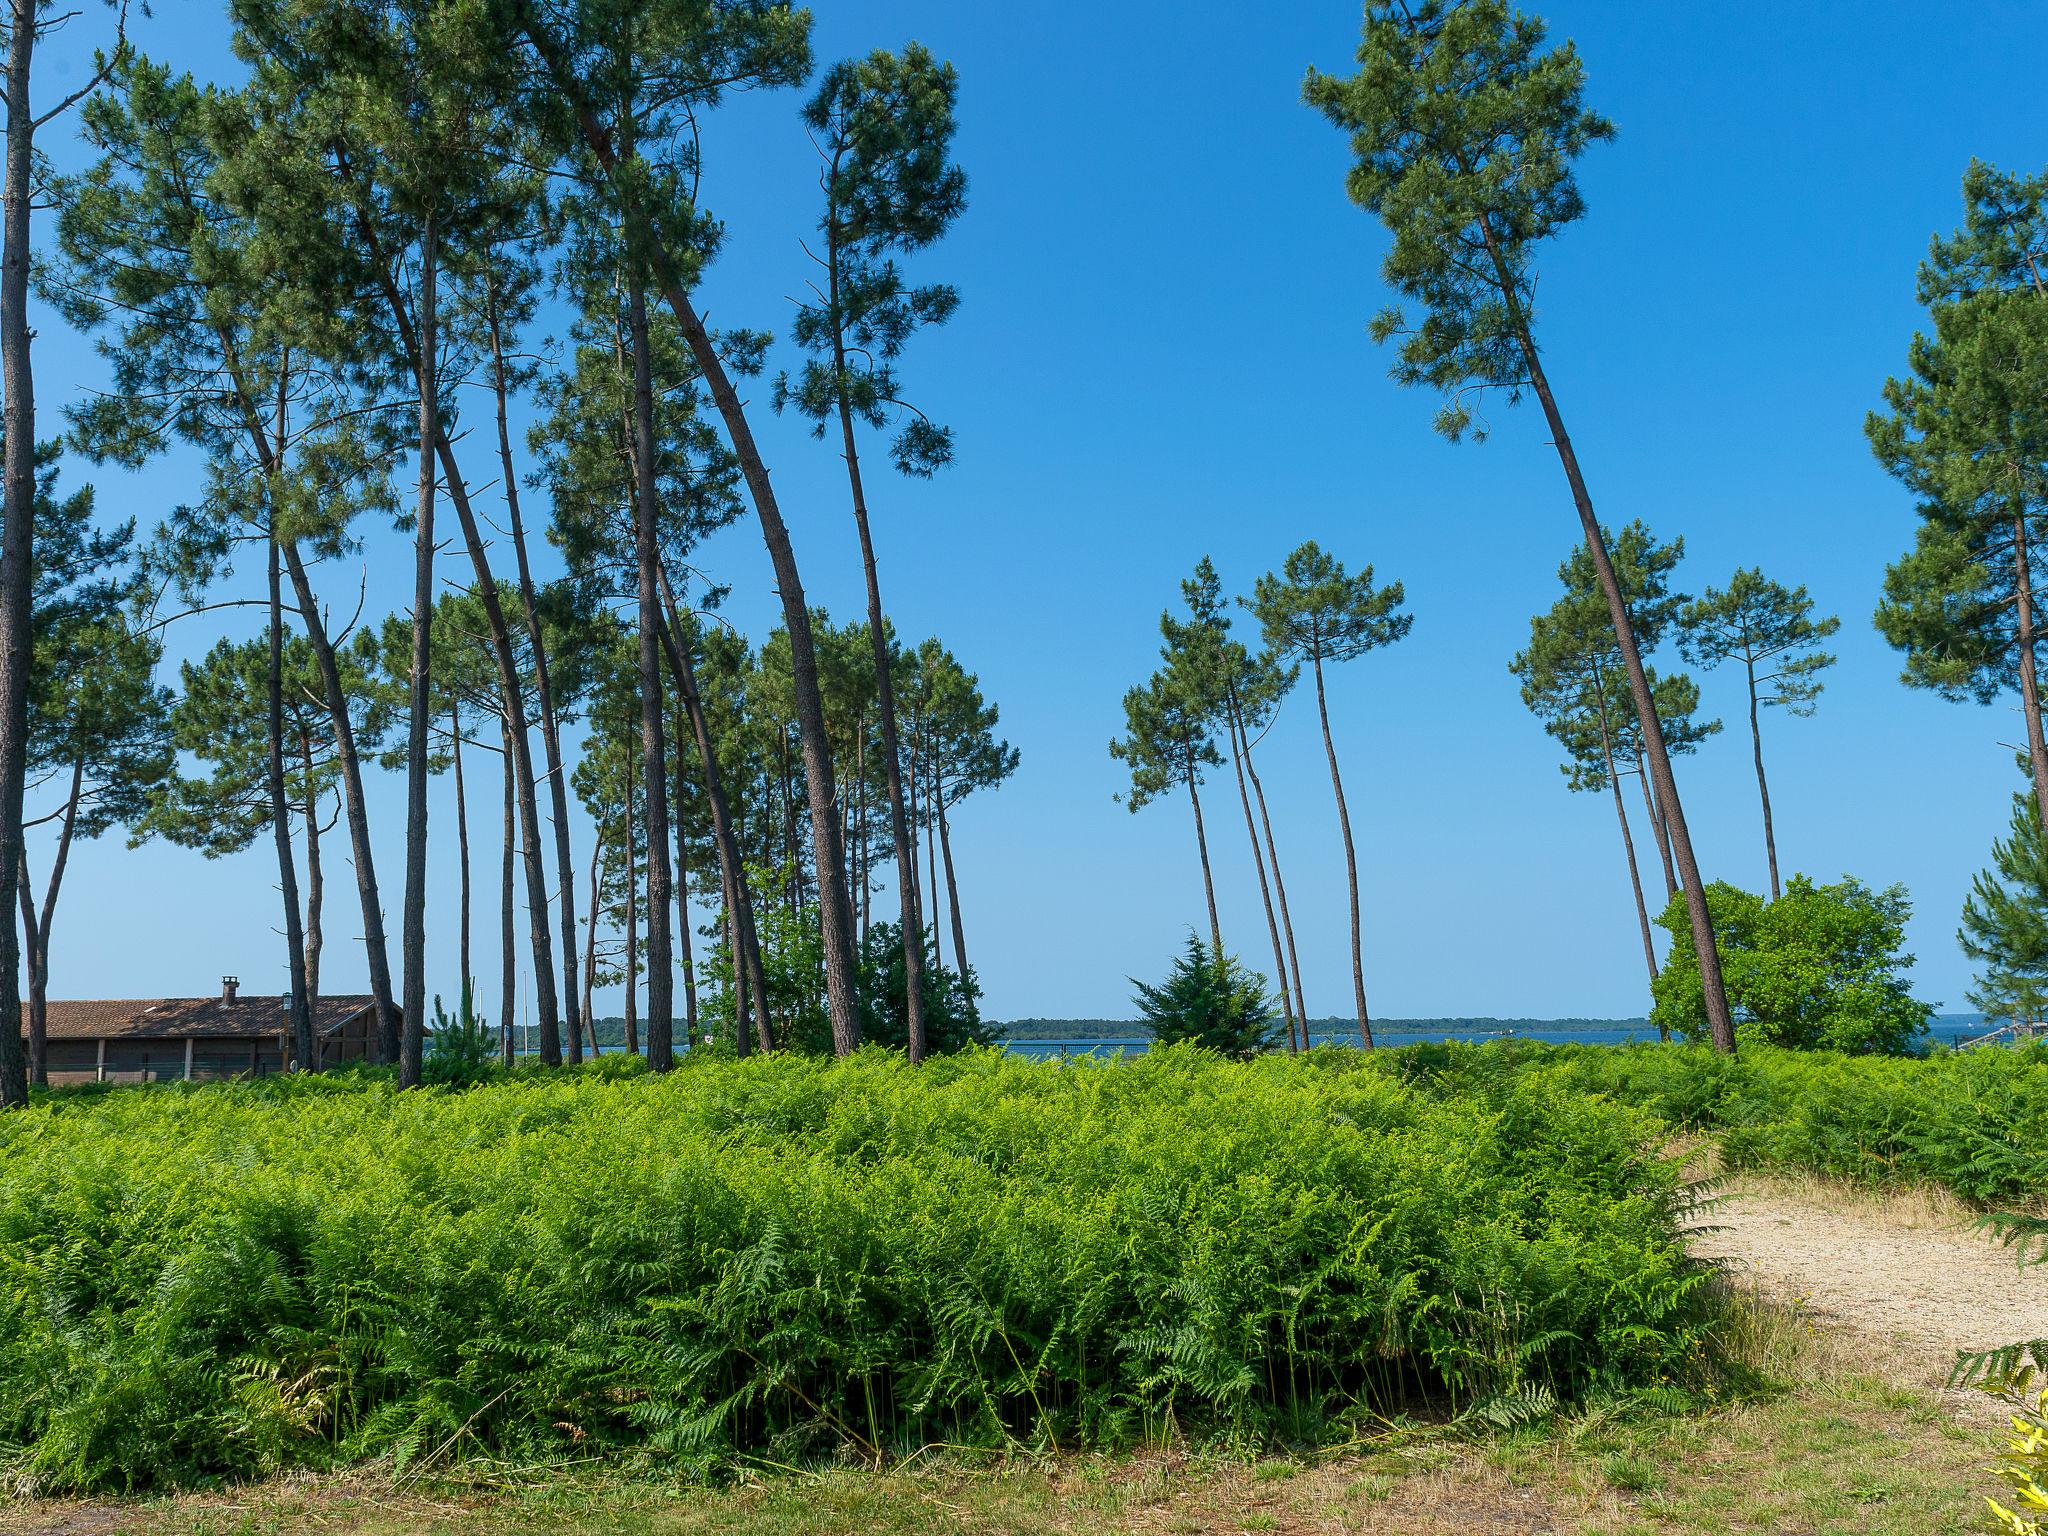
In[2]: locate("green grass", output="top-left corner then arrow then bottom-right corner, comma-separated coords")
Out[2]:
0,1044 -> 1714,1493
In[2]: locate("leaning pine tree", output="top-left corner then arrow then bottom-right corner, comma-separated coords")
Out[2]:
1305,0 -> 1737,1051
1961,790 -> 2048,1028
776,42 -> 968,1065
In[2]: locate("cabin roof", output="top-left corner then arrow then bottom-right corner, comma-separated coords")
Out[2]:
23,996 -> 382,1042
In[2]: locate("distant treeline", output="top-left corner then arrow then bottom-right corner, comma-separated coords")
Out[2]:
993,1016 -> 1651,1041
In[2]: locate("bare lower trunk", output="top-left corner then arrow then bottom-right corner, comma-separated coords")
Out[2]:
1226,706 -> 1295,1053
0,3 -> 39,1107
657,567 -> 771,1053
1479,210 -> 1735,1052
1743,656 -> 1781,901
827,211 -> 927,1059
2013,510 -> 2048,837
1184,735 -> 1223,960
1240,724 -> 1309,1049
1311,654 -> 1372,1047
516,30 -> 860,1051
626,277 -> 675,1071
501,721 -> 516,1066
301,738 -> 324,1008
485,271 -> 582,1062
1592,673 -> 1660,997
582,818 -> 602,1053
624,763 -> 639,1055
399,218 -> 438,1091
266,536 -> 314,1072
453,713 -> 472,995
280,541 -> 399,1060
673,710 -> 700,1039
923,745 -> 942,975
936,777 -> 969,988
16,760 -> 80,1085
1637,767 -> 1678,900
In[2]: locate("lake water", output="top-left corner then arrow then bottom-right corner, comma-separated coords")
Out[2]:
1002,1019 -> 1991,1059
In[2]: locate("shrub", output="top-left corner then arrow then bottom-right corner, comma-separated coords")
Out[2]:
422,983 -> 496,1088
1651,876 -> 1933,1052
853,920 -> 995,1054
1505,1039 -> 2048,1203
0,1046 -> 1711,1490
1132,934 -> 1274,1057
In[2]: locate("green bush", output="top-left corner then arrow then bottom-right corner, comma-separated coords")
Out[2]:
1132,935 -> 1275,1057
1651,877 -> 1934,1053
0,1046 -> 1711,1490
1500,1040 -> 2048,1203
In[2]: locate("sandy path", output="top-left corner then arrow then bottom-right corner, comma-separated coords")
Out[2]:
1691,1177 -> 2048,1383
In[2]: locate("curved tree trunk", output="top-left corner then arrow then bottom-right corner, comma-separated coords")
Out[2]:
1183,734 -> 1223,961
16,760 -> 79,1085
625,276 -> 675,1071
266,534 -> 314,1072
1591,665 -> 1660,1001
279,541 -> 399,1061
501,720 -> 516,1066
936,772 -> 969,990
1479,212 -> 1736,1053
1225,705 -> 1295,1053
2012,509 -> 2048,839
300,731 -> 325,1009
656,567 -> 772,1053
485,272 -> 582,1064
1311,653 -> 1372,1048
399,217 -> 438,1091
514,21 -> 861,1053
1743,655 -> 1781,901
1240,724 -> 1309,1050
825,207 -> 928,1060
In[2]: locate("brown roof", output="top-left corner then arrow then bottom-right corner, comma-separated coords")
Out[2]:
24,995 -> 382,1042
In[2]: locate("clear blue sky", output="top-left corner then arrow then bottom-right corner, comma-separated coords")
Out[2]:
28,1 -> 2048,1023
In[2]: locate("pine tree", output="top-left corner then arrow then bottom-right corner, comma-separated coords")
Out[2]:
775,42 -> 966,1065
1248,541 -> 1409,1046
1679,568 -> 1838,899
1962,791 -> 2048,1024
1305,0 -> 1738,1052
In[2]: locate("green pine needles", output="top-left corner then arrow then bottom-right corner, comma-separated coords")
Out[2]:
1132,934 -> 1275,1058
0,1047 -> 1713,1491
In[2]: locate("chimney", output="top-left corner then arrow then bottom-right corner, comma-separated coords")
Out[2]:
222,976 -> 240,1003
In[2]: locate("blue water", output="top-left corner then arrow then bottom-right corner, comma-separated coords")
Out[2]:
1002,1020 -> 1990,1059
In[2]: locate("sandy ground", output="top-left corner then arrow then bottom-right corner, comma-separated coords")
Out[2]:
1691,1175 -> 2048,1390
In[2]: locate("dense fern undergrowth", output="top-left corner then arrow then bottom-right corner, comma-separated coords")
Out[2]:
1450,1040 -> 2048,1204
0,1045 -> 1713,1492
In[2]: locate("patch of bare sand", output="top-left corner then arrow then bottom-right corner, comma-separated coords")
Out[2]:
1691,1174 -> 2048,1394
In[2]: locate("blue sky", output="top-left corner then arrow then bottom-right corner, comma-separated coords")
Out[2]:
28,1 -> 2048,1024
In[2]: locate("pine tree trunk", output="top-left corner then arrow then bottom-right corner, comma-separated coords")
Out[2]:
279,540 -> 399,1060
656,567 -> 772,1053
1592,666 -> 1660,997
1478,212 -> 1736,1053
453,708 -> 471,995
825,205 -> 927,1060
513,24 -> 861,1053
924,743 -> 943,976
300,729 -> 323,1008
501,721 -> 516,1067
1637,767 -> 1678,900
1743,654 -> 1781,901
2012,509 -> 2048,838
673,699 -> 700,1040
625,277 -> 675,1072
582,819 -> 602,1054
16,761 -> 79,1086
1184,733 -> 1224,961
936,771 -> 969,988
624,759 -> 639,1056
0,0 -> 38,1108
266,534 -> 315,1072
346,225 -> 562,1066
1311,653 -> 1372,1047
856,706 -> 870,944
399,217 -> 438,1092
1226,704 -> 1295,1053
1240,722 -> 1309,1049
485,271 -> 582,1063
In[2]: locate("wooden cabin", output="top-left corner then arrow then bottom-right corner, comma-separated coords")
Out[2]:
22,978 -> 389,1084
